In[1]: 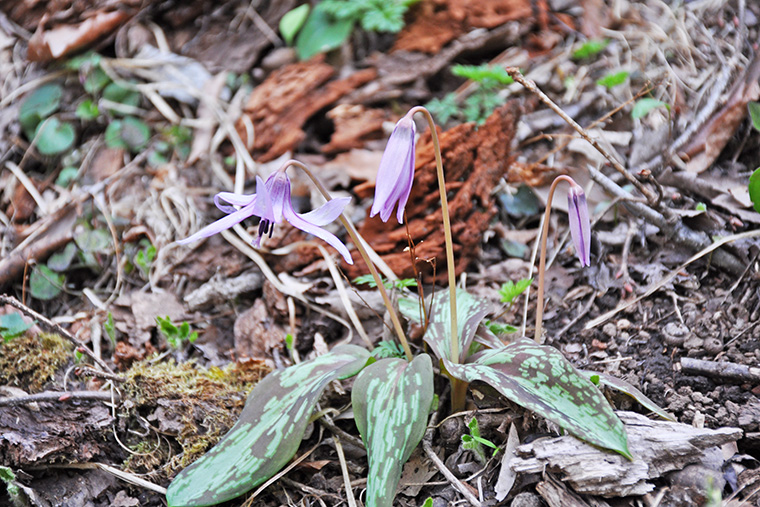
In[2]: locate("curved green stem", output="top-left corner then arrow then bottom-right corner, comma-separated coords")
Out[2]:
410,107 -> 458,363
289,160 -> 413,361
534,175 -> 576,342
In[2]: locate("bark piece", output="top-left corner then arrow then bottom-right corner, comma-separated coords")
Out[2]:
233,298 -> 286,361
510,411 -> 743,497
238,58 -> 377,162
350,99 -> 533,282
393,0 -> 532,53
0,400 -> 113,466
322,104 -> 390,154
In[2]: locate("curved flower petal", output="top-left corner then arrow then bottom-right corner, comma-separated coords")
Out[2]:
284,206 -> 353,265
177,203 -> 258,245
370,116 -> 416,224
214,192 -> 257,214
265,172 -> 289,224
567,185 -> 591,267
301,196 -> 351,226
252,175 -> 276,223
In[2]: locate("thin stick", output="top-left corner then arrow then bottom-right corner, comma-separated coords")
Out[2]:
290,160 -> 413,361
506,68 -> 657,205
0,294 -> 113,374
534,175 -> 576,342
409,107 -> 459,366
333,435 -> 358,507
0,390 -> 118,407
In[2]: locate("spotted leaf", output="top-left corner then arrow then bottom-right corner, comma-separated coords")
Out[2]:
166,344 -> 370,507
444,338 -> 631,458
399,288 -> 492,362
583,369 -> 673,421
352,354 -> 434,507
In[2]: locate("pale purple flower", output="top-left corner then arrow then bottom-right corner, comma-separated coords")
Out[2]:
370,114 -> 416,223
179,170 -> 353,264
567,183 -> 591,267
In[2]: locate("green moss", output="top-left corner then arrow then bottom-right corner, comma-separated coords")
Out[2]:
120,358 -> 269,477
0,333 -> 72,392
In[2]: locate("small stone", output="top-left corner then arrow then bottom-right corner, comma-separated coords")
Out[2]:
703,337 -> 723,355
662,322 -> 690,346
602,323 -> 617,338
617,319 -> 631,330
260,47 -> 297,71
510,492 -> 543,507
683,335 -> 704,350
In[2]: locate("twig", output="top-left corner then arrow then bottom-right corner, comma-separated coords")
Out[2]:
680,357 -> 760,383
422,412 -> 482,507
333,435 -> 358,507
76,366 -> 126,383
0,294 -> 113,373
585,229 -> 760,329
505,68 -> 658,206
587,165 -> 745,275
0,390 -> 118,407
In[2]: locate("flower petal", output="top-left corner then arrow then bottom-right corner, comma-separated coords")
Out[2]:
252,175 -> 276,223
370,116 -> 416,223
214,192 -> 256,214
284,206 -> 353,265
567,185 -> 591,267
177,204 -> 257,245
300,196 -> 351,226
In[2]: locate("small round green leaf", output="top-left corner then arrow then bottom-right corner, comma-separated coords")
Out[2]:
75,99 -> 99,120
19,84 -> 63,138
631,98 -> 670,120
748,102 -> 760,132
103,82 -> 141,108
30,265 -> 65,300
105,117 -> 150,152
47,242 -> 78,271
35,118 -> 76,155
295,4 -> 354,60
280,4 -> 310,46
75,229 -> 111,253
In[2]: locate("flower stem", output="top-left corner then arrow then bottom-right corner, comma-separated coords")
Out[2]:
410,107 -> 459,364
290,160 -> 413,361
410,107 -> 464,412
534,175 -> 576,342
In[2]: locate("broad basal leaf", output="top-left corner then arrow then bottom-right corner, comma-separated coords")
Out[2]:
167,344 -> 370,507
444,338 -> 631,458
352,354 -> 433,507
399,288 -> 491,363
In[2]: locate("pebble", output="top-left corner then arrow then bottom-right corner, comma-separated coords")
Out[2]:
668,464 -> 725,493
602,323 -> 617,338
662,322 -> 690,346
617,319 -> 631,330
510,492 -> 543,507
683,335 -> 704,350
703,337 -> 723,355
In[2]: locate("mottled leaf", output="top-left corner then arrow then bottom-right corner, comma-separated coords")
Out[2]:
582,370 -> 673,421
352,354 -> 433,507
444,338 -> 631,458
166,344 -> 370,507
749,167 -> 760,214
399,289 -> 490,363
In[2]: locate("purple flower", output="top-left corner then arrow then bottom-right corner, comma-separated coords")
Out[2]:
567,183 -> 591,267
179,170 -> 353,264
370,114 -> 416,223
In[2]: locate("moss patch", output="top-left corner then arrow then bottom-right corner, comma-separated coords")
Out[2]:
0,333 -> 72,392
120,358 -> 270,477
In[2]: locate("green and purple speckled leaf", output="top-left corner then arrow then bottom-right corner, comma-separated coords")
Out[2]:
399,288 -> 491,363
444,338 -> 631,458
583,369 -> 673,421
352,354 -> 434,507
166,344 -> 370,507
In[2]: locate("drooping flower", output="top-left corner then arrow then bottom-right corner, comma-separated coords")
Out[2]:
370,114 -> 416,223
179,169 -> 353,264
567,183 -> 591,267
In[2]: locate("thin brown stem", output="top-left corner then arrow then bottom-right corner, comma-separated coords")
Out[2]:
409,107 -> 458,364
289,160 -> 413,361
506,68 -> 658,206
534,175 -> 576,342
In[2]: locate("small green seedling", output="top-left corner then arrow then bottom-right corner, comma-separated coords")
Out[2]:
104,312 -> 116,346
572,39 -> 609,60
135,240 -> 157,277
353,274 -> 417,290
461,417 -> 499,464
631,98 -> 670,120
596,70 -> 629,89
280,4 -> 310,45
498,278 -> 532,305
371,340 -> 406,359
156,316 -> 198,349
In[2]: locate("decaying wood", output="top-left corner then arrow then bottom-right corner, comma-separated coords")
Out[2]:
0,399 -> 114,467
680,357 -> 760,384
184,270 -> 263,312
535,474 -> 610,507
510,411 -> 742,497
349,99 -> 534,282
238,58 -> 377,162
